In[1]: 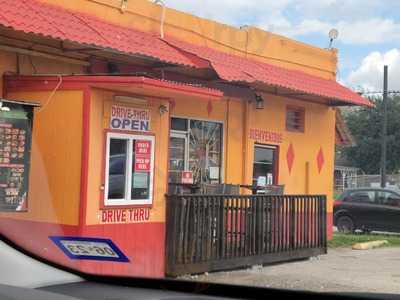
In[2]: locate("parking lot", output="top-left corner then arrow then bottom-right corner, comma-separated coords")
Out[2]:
182,246 -> 400,294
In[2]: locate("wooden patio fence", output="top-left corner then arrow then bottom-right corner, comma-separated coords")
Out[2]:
166,194 -> 327,276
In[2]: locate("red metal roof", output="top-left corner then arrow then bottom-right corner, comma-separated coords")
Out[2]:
0,0 -> 206,68
335,109 -> 355,146
0,0 -> 371,107
165,38 -> 372,107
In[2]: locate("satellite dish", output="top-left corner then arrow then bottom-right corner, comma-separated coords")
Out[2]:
329,28 -> 339,40
328,28 -> 339,48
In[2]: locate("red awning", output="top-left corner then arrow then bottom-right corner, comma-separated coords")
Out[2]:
335,109 -> 355,146
0,0 -> 371,107
165,38 -> 372,107
5,75 -> 223,99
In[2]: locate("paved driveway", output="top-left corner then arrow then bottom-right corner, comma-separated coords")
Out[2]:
182,247 -> 400,294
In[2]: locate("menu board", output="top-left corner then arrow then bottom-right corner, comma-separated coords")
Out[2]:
0,106 -> 32,212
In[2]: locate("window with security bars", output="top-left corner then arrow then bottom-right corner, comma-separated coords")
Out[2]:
286,106 -> 305,132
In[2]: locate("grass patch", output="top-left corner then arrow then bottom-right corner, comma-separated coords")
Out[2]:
329,233 -> 400,248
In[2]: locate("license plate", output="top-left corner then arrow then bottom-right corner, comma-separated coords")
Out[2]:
49,236 -> 129,262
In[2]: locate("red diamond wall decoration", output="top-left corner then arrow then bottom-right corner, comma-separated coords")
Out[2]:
286,143 -> 295,174
317,147 -> 325,173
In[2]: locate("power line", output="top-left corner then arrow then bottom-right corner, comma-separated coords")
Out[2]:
357,90 -> 400,95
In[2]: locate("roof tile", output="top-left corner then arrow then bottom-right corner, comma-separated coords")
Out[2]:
166,38 -> 372,106
0,0 -> 201,67
0,0 -> 371,106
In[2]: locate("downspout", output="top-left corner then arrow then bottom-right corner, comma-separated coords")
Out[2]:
305,161 -> 310,194
225,98 -> 230,183
120,0 -> 128,12
242,99 -> 250,189
240,25 -> 250,59
153,0 -> 166,39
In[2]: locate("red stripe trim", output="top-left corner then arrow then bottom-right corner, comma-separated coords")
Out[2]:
274,144 -> 280,185
5,76 -> 223,99
79,88 -> 91,229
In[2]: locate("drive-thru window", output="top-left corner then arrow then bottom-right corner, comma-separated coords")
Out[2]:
104,132 -> 155,206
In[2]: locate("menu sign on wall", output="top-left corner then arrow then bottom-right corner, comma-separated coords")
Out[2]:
0,102 -> 34,212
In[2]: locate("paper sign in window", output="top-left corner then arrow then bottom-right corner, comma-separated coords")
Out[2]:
134,140 -> 151,173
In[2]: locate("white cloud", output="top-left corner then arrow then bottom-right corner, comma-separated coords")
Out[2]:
164,0 -> 292,27
261,19 -> 329,38
346,49 -> 400,91
294,0 -> 385,22
163,0 -> 400,45
335,19 -> 400,44
162,0 -> 400,90
269,18 -> 400,45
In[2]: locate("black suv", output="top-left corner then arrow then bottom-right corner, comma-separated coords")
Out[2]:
334,188 -> 400,233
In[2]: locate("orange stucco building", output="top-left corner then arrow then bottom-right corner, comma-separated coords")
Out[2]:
0,0 -> 370,278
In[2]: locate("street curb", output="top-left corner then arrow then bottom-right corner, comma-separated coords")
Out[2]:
352,240 -> 389,250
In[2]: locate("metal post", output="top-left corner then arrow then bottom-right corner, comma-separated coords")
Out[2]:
381,65 -> 388,188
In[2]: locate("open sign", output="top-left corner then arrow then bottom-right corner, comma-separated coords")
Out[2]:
110,105 -> 150,132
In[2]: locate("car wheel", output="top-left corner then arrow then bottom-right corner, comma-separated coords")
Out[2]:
362,228 -> 372,234
337,215 -> 355,234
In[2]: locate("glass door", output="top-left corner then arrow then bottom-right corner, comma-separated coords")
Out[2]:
189,120 -> 222,184
252,145 -> 277,188
168,132 -> 187,183
169,117 -> 223,185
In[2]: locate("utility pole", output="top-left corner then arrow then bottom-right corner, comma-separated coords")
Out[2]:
380,65 -> 388,188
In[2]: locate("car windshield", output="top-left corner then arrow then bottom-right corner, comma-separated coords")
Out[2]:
1,0 -> 400,297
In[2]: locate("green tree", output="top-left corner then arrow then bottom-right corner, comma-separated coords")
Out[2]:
341,96 -> 400,174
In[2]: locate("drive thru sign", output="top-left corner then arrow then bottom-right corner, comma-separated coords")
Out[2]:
110,105 -> 150,132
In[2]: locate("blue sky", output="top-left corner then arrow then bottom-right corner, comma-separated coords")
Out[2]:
165,0 -> 400,92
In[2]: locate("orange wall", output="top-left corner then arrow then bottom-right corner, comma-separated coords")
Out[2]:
0,90 -> 83,225
0,84 -> 335,226
245,94 -> 336,214
39,0 -> 337,79
0,50 -> 84,98
170,93 -> 335,213
225,99 -> 245,185
0,50 -> 16,97
0,49 -> 84,224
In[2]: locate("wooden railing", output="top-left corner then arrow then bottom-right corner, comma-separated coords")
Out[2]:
166,194 -> 327,276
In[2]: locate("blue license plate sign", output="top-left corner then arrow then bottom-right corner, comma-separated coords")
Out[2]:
49,236 -> 129,262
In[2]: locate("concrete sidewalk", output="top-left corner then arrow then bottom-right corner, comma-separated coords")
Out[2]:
182,248 -> 400,294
